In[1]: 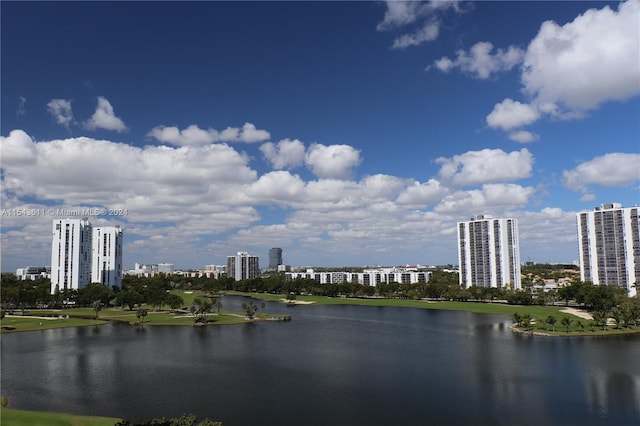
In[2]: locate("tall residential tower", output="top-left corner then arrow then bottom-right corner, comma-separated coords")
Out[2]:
458,215 -> 521,289
91,225 -> 123,287
51,218 -> 93,293
577,203 -> 639,297
227,251 -> 260,281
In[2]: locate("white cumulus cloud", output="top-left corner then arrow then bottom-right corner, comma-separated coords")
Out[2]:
396,179 -> 447,207
522,0 -> 640,112
434,41 -> 524,79
260,139 -> 306,169
486,99 -> 540,131
84,96 -> 127,132
0,130 -> 257,209
305,143 -> 361,180
377,0 -> 461,49
508,130 -> 539,144
563,153 -> 640,192
436,148 -> 534,186
148,122 -> 270,146
435,184 -> 535,213
47,99 -> 74,128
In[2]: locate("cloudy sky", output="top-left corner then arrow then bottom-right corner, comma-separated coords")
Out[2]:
1,1 -> 639,271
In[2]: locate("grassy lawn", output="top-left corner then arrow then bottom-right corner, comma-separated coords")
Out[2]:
1,316 -> 106,333
232,291 -> 572,316
516,318 -> 640,336
2,300 -> 288,332
0,406 -> 120,426
231,291 -> 640,337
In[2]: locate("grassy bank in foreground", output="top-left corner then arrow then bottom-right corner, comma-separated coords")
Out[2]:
0,406 -> 121,426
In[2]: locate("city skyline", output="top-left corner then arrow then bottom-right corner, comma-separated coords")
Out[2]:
2,1 -> 639,271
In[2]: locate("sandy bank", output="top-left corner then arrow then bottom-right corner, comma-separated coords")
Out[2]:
560,307 -> 592,320
280,299 -> 315,305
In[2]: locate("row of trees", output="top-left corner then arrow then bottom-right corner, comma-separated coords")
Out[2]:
513,298 -> 640,333
1,271 -> 635,314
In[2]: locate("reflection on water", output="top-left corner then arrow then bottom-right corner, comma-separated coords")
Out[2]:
2,297 -> 639,426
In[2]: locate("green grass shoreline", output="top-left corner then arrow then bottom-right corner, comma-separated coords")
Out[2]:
231,291 -> 640,337
0,405 -> 121,426
3,291 -> 639,338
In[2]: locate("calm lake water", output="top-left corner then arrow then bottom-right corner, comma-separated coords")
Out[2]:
2,296 -> 640,426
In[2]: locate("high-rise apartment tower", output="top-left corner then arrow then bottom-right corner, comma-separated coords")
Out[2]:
458,215 -> 521,289
91,226 -> 123,287
577,203 -> 639,297
227,251 -> 260,281
51,218 -> 93,293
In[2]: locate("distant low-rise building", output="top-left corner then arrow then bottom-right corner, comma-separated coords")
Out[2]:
157,263 -> 175,274
16,266 -> 51,281
285,267 -> 431,286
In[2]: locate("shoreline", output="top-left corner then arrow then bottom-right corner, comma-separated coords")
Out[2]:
3,295 -> 639,337
510,323 -> 640,337
1,309 -> 291,333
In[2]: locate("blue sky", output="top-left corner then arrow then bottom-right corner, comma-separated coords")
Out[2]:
2,1 -> 639,271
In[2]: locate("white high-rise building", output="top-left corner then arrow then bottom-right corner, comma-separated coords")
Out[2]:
457,215 -> 521,289
51,218 -> 93,293
91,226 -> 123,288
227,251 -> 260,281
577,203 -> 640,297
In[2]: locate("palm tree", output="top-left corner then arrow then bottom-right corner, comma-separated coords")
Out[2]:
561,317 -> 573,333
610,307 -> 624,329
512,312 -> 522,326
520,314 -> 532,330
576,320 -> 584,333
198,299 -> 212,323
545,315 -> 557,332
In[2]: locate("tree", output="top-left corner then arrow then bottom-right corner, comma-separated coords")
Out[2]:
561,316 -> 573,333
512,312 -> 521,326
199,299 -> 212,323
116,413 -> 222,426
91,300 -> 102,319
117,289 -> 143,311
137,308 -> 148,324
545,315 -> 557,332
241,299 -> 265,320
576,320 -> 584,333
591,310 -> 607,331
78,282 -> 112,306
609,307 -> 622,328
165,293 -> 184,312
520,314 -> 532,330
